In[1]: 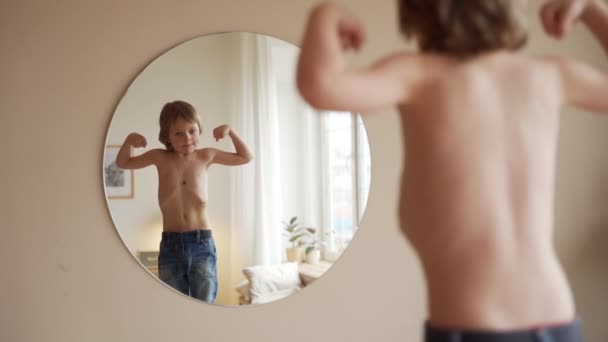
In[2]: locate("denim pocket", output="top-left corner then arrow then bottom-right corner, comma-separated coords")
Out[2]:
201,238 -> 216,257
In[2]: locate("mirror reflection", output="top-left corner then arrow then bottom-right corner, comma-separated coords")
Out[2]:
103,32 -> 371,306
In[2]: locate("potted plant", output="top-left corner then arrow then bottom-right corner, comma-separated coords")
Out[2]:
304,228 -> 321,264
283,216 -> 306,262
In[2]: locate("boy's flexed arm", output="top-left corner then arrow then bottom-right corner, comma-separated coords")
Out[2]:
297,2 -> 424,112
115,133 -> 160,169
541,0 -> 608,113
208,125 -> 253,166
542,0 -> 608,54
582,0 -> 608,54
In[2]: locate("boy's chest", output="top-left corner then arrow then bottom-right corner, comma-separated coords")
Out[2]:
158,159 -> 209,188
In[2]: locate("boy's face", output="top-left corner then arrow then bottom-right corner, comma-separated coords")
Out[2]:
168,117 -> 200,154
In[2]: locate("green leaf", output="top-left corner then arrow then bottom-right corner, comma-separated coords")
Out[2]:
289,233 -> 305,242
289,216 -> 297,225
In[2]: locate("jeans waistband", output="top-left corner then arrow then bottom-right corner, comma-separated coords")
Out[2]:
161,229 -> 213,242
425,318 -> 582,342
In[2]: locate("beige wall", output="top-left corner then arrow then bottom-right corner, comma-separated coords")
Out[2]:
2,1 -> 607,341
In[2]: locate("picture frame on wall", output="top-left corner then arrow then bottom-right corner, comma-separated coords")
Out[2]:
103,145 -> 134,199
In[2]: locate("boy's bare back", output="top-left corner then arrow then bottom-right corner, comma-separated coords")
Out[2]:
297,0 -> 608,331
397,52 -> 572,329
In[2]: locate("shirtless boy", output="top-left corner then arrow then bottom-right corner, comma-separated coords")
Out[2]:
297,0 -> 608,340
116,100 -> 253,303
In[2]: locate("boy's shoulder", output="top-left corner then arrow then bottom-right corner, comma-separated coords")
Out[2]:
372,51 -> 457,85
195,147 -> 212,155
147,148 -> 170,162
149,148 -> 168,155
377,50 -> 452,69
532,54 -> 583,69
195,148 -> 216,161
524,54 -> 583,79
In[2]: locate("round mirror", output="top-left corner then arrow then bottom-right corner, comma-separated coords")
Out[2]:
103,32 -> 371,306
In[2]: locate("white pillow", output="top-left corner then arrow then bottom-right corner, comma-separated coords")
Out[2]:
235,279 -> 251,300
242,262 -> 302,303
251,287 -> 300,305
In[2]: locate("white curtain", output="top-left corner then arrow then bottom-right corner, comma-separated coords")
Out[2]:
229,33 -> 283,278
301,106 -> 324,239
319,111 -> 337,255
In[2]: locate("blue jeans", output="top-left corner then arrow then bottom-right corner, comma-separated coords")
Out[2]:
425,318 -> 583,342
158,229 -> 218,303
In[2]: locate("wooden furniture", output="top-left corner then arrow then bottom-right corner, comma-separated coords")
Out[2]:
298,261 -> 332,285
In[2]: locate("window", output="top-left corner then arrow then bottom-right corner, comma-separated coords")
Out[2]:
321,112 -> 371,261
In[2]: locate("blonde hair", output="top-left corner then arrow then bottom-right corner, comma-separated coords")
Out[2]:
398,0 -> 528,57
158,100 -> 201,151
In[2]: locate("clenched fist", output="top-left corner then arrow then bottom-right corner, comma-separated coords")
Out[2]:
540,0 -> 590,39
126,132 -> 147,148
213,125 -> 231,142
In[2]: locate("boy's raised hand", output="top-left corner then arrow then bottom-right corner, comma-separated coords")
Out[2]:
213,124 -> 231,142
126,132 -> 147,148
541,0 -> 590,39
338,13 -> 365,52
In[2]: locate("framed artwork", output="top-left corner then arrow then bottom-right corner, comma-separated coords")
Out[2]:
104,145 -> 134,199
